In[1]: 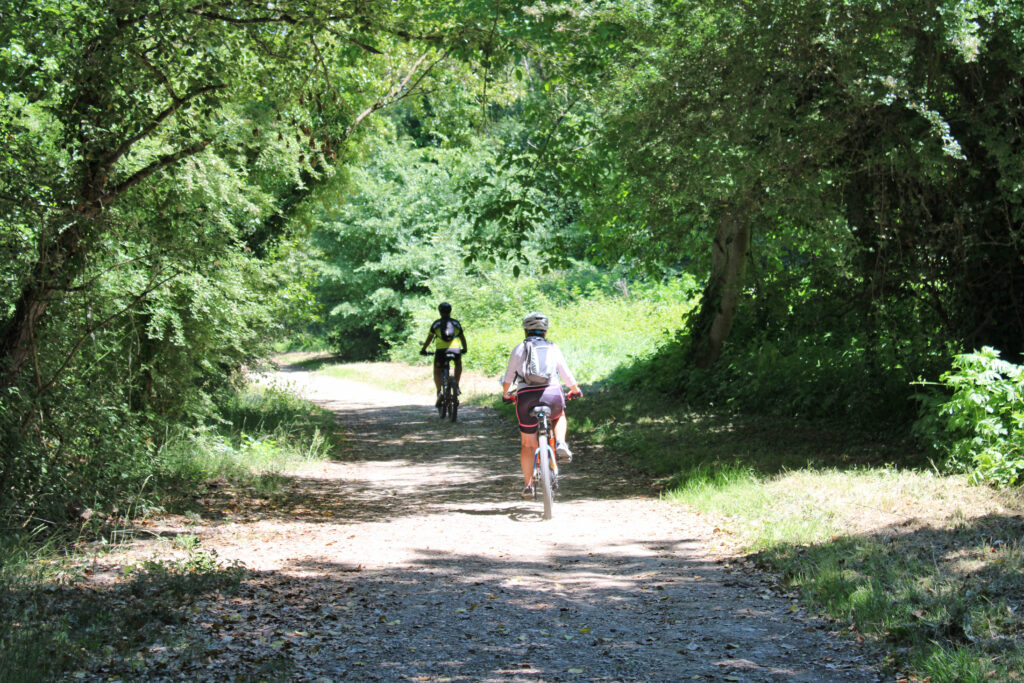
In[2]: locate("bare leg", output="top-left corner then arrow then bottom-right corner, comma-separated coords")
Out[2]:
454,356 -> 462,387
520,432 -> 539,485
553,414 -> 568,442
432,364 -> 442,395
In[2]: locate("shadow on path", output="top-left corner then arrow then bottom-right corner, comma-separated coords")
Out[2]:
223,364 -> 652,526
121,361 -> 887,682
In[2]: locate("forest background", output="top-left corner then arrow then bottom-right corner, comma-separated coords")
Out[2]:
2,0 -> 1024,679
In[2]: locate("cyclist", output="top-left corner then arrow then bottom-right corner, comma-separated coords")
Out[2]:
500,312 -> 582,498
420,302 -> 468,408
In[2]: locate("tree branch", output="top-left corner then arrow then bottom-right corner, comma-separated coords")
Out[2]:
347,36 -> 384,55
346,51 -> 435,135
58,247 -> 189,293
130,49 -> 180,101
39,269 -> 184,396
105,138 -> 213,201
104,84 -> 225,169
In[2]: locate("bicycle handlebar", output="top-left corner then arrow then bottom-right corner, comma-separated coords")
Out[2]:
503,387 -> 582,404
421,348 -> 466,356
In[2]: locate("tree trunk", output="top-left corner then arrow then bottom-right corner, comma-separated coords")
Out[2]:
0,221 -> 87,389
691,208 -> 751,369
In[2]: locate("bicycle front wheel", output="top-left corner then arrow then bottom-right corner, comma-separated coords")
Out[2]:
538,443 -> 555,520
439,368 -> 449,418
449,381 -> 459,422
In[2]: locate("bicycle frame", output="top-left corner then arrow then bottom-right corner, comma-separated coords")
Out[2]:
438,349 -> 461,422
531,405 -> 558,520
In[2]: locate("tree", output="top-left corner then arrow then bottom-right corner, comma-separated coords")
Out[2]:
576,0 -> 1024,366
0,0 -> 549,514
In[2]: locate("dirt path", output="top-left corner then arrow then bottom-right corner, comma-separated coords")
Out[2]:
101,362 -> 887,681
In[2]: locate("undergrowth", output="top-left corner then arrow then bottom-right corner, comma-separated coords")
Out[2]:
0,380 -> 337,681
562,386 -> 1023,682
149,381 -> 340,508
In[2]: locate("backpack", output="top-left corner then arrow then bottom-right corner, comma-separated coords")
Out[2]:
520,337 -> 557,385
435,318 -> 460,342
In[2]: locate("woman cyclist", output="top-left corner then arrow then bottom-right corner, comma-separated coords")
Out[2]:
501,312 -> 582,498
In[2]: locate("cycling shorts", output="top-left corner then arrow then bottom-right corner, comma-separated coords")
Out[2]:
434,349 -> 462,370
515,383 -> 564,435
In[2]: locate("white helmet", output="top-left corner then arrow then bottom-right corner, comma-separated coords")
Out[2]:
522,312 -> 549,331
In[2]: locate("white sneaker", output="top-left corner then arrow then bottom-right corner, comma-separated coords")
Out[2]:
555,441 -> 573,463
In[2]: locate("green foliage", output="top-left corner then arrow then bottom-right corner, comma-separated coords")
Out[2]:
0,246 -> 284,520
915,348 -> 1024,486
2,0 -> 547,526
391,265 -> 698,384
305,113 -> 602,360
308,138 -> 485,358
515,0 -> 1024,416
150,382 -> 338,504
609,266 -> 952,426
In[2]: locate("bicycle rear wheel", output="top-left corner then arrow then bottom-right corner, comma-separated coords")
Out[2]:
538,442 -> 555,520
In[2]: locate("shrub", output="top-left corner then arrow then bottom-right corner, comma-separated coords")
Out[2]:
914,347 -> 1024,486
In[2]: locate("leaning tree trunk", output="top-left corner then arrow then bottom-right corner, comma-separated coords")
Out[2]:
691,208 -> 751,369
0,214 -> 92,391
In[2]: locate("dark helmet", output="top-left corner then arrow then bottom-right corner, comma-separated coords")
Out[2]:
438,301 -> 452,316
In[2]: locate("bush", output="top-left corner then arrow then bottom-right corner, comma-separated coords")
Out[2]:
914,347 -> 1024,486
611,273 -> 954,427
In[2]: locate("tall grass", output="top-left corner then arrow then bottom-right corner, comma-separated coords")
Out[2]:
149,382 -> 338,503
392,266 -> 699,384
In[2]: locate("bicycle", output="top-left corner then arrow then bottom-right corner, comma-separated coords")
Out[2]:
505,389 -> 579,520
530,404 -> 559,520
422,348 -> 462,422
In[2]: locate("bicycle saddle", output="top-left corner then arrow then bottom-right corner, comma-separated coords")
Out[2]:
530,405 -> 552,417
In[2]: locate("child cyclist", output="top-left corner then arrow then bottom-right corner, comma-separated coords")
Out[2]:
500,312 -> 582,498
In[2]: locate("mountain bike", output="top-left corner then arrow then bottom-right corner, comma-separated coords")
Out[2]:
504,386 -> 581,520
530,404 -> 559,520
423,348 -> 462,422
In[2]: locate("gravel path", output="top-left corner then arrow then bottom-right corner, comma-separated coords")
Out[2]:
103,362 -> 887,681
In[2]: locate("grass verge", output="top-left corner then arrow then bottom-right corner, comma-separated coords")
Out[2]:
569,386 -> 1024,682
0,380 -> 337,681
150,381 -> 342,507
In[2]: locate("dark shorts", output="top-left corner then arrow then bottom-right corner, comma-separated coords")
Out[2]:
515,384 -> 565,435
434,349 -> 462,370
